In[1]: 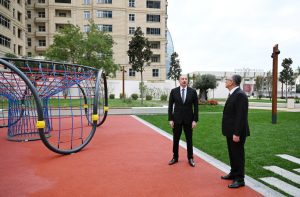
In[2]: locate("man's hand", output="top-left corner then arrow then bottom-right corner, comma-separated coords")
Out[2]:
192,121 -> 197,129
233,134 -> 240,142
169,121 -> 174,128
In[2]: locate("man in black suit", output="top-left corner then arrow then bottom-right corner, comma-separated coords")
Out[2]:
168,75 -> 198,167
221,74 -> 250,188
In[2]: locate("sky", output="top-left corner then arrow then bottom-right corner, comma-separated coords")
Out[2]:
167,0 -> 300,73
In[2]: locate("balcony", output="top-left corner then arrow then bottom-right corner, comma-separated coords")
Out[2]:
35,46 -> 47,51
35,31 -> 47,37
34,2 -> 46,8
35,17 -> 48,23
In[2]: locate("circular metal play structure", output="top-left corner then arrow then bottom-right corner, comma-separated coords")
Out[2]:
0,58 -> 108,154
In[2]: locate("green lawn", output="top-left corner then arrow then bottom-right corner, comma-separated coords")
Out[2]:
216,98 -> 287,103
138,108 -> 300,195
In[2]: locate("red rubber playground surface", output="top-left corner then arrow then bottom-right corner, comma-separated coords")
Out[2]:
0,115 -> 261,197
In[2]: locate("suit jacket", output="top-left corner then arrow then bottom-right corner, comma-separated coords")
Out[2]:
168,86 -> 198,124
222,88 -> 250,137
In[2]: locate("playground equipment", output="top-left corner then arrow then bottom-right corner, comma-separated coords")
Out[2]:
0,58 -> 108,154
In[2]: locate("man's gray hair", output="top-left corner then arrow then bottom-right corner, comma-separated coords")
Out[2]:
232,74 -> 242,86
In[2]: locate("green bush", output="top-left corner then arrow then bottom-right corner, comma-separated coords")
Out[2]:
146,95 -> 152,100
125,98 -> 132,103
160,94 -> 167,101
131,93 -> 138,100
109,94 -> 115,99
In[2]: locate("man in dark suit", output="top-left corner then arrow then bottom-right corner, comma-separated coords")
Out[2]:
168,75 -> 198,167
221,74 -> 250,188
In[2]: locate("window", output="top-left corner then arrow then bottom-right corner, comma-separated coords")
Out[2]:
38,25 -> 46,32
147,14 -> 160,22
39,39 -> 46,46
27,38 -> 31,47
84,11 -> 91,19
18,45 -> 22,55
18,28 -> 22,38
129,14 -> 135,21
129,27 -> 135,34
38,0 -> 45,3
83,0 -> 91,4
128,0 -> 135,7
96,10 -> 112,18
59,12 -> 67,17
13,26 -> 15,35
17,0 -> 21,5
146,28 -> 160,35
27,24 -> 31,32
55,0 -> 71,3
97,0 -> 112,4
151,55 -> 160,62
97,24 -> 112,32
83,25 -> 90,32
0,34 -> 11,48
13,9 -> 15,18
146,1 -> 160,9
0,14 -> 10,29
149,41 -> 160,49
27,11 -> 31,19
17,12 -> 22,22
27,0 -> 31,4
38,11 -> 46,18
0,0 -> 10,9
28,52 -> 32,57
129,68 -> 135,77
152,69 -> 159,77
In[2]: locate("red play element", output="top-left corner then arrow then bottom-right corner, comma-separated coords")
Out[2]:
0,115 -> 261,196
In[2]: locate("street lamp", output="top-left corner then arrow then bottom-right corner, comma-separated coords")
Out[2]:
120,65 -> 127,100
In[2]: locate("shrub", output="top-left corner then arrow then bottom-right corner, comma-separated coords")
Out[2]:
207,99 -> 218,105
160,94 -> 167,101
131,93 -> 138,100
125,98 -> 132,104
146,95 -> 152,100
109,94 -> 115,99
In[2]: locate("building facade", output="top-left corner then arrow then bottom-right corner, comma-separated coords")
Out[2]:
24,0 -> 168,81
0,0 -> 26,56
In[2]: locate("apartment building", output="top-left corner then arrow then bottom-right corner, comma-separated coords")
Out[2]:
0,0 -> 26,56
25,0 -> 168,81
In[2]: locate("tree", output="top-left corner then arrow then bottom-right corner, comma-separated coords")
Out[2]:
265,71 -> 273,100
254,76 -> 264,99
279,58 -> 294,101
4,53 -> 18,58
46,24 -> 84,63
78,22 -> 118,76
127,27 -> 153,105
45,21 -> 118,76
193,74 -> 217,102
167,52 -> 181,86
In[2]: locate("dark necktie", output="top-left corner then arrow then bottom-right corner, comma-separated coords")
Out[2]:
228,93 -> 231,98
182,89 -> 185,103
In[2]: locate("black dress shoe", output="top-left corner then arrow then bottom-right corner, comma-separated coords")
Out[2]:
168,158 -> 178,165
221,174 -> 234,180
188,159 -> 195,167
228,180 -> 245,188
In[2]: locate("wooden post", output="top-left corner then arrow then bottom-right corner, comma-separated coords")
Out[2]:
271,44 -> 280,124
122,66 -> 125,99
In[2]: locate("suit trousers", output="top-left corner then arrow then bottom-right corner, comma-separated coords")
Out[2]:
226,136 -> 246,180
173,122 -> 193,159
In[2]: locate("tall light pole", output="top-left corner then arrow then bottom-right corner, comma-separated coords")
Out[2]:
120,65 -> 127,100
271,44 -> 280,124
